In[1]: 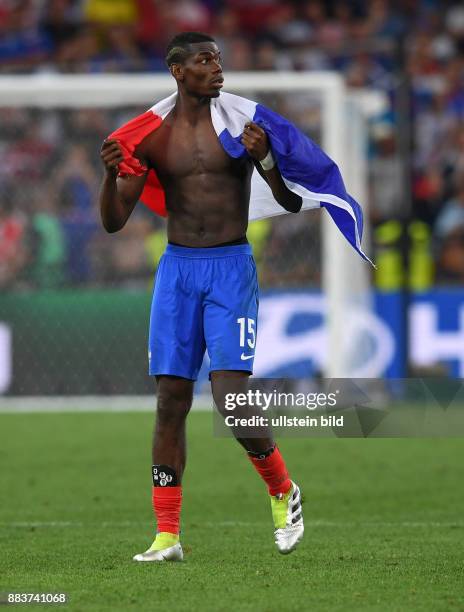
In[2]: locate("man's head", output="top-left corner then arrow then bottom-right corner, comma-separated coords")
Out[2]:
166,32 -> 223,98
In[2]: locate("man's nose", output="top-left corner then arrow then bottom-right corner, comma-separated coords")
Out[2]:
212,60 -> 222,73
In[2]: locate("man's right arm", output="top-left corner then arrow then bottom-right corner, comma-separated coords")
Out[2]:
99,139 -> 148,233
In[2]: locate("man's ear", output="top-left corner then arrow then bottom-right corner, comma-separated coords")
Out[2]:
170,63 -> 184,82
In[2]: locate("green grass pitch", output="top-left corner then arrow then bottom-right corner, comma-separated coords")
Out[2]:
1,411 -> 463,611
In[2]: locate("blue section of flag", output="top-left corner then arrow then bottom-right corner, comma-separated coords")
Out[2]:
218,128 -> 246,159
218,101 -> 370,262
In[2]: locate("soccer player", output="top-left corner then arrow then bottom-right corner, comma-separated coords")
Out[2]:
99,32 -> 304,561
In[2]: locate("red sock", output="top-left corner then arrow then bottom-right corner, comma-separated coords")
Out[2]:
152,486 -> 182,534
248,446 -> 292,496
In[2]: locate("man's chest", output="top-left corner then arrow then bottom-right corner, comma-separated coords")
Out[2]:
141,115 -> 241,178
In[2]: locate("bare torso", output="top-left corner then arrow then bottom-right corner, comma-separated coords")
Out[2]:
136,103 -> 253,246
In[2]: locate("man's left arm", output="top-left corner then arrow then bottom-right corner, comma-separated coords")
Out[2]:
241,122 -> 302,213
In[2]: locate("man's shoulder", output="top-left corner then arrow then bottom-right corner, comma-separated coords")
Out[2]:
149,92 -> 178,120
213,91 -> 257,117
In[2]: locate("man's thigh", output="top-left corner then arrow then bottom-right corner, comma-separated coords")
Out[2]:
204,254 -> 259,375
149,255 -> 206,380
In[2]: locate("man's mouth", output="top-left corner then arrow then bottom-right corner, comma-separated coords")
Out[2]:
210,77 -> 224,87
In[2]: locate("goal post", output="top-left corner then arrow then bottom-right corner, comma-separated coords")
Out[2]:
0,71 -> 377,378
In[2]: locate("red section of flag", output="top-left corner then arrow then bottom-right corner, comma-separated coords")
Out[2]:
109,110 -> 167,217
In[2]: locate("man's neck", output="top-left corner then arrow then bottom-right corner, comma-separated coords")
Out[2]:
174,90 -> 211,125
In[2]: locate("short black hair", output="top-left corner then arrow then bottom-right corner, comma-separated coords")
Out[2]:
165,32 -> 216,67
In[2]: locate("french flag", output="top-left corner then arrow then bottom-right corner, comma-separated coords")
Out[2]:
109,91 -> 371,262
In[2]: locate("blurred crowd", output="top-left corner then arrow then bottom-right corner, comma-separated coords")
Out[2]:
0,100 -> 321,289
1,0 -> 464,289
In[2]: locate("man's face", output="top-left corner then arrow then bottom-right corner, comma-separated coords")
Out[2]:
176,42 -> 224,98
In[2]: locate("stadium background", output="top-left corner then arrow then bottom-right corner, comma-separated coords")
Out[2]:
1,3 -> 464,611
1,0 -> 464,393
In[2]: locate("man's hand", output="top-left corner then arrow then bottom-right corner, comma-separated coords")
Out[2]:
100,139 -> 124,176
99,138 -> 147,233
241,122 -> 269,161
244,122 -> 302,213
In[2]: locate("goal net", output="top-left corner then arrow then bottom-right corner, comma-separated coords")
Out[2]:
0,72 -> 376,397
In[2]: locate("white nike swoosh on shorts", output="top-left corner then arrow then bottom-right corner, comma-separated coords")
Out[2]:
240,353 -> 254,361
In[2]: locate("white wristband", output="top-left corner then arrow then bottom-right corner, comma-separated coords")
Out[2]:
260,149 -> 275,171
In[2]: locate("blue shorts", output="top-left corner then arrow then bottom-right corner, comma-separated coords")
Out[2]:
148,243 -> 259,380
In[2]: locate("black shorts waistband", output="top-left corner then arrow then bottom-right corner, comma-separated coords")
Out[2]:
165,243 -> 252,259
168,236 -> 248,248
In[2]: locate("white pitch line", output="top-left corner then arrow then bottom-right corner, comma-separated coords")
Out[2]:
1,520 -> 462,529
0,395 -> 213,413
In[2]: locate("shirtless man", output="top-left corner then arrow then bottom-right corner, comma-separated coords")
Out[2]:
99,32 -> 304,562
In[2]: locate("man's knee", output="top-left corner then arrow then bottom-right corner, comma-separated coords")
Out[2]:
156,376 -> 193,424
210,370 -> 250,414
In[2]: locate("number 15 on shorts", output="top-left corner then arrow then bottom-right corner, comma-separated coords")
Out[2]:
237,317 -> 256,350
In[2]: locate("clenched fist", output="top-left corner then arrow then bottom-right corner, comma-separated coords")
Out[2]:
241,122 -> 269,161
100,139 -> 124,176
